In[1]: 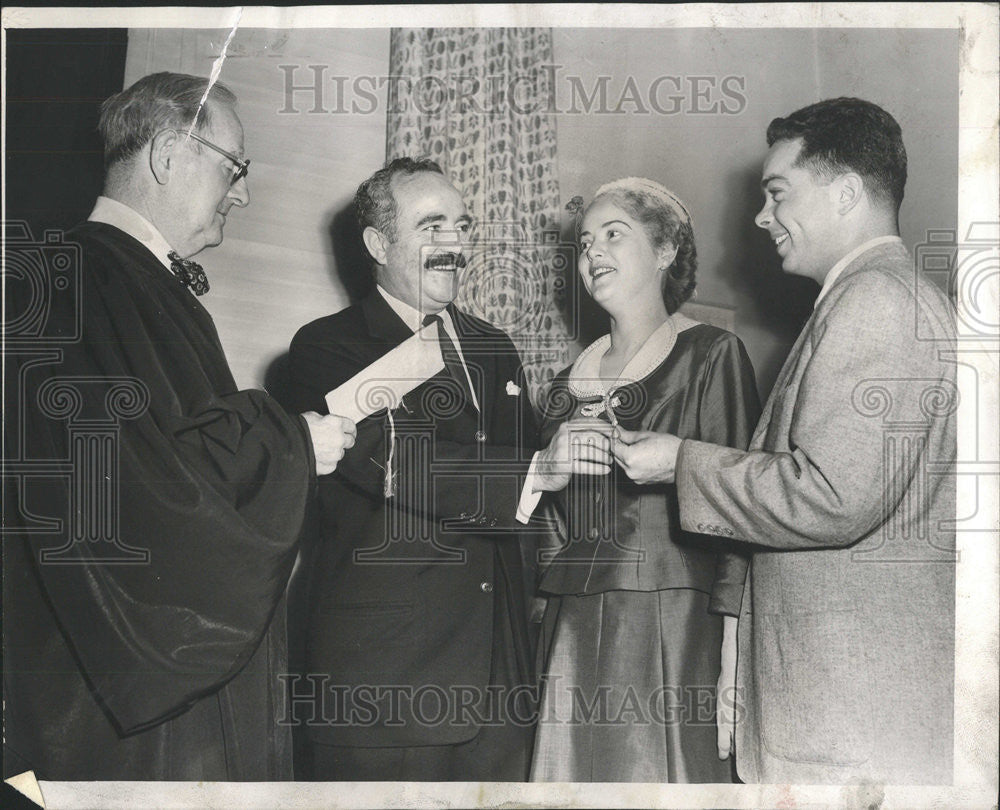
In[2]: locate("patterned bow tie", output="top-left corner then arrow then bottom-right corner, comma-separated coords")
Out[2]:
167,251 -> 210,296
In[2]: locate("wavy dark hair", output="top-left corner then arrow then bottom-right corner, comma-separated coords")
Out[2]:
355,156 -> 444,240
576,187 -> 697,314
767,97 -> 907,211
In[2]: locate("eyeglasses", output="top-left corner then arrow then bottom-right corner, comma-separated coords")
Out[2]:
183,130 -> 250,185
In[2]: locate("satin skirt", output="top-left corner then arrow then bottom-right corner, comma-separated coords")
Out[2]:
529,588 -> 732,783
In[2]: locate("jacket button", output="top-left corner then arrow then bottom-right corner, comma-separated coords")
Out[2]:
475,430 -> 487,442
480,581 -> 493,593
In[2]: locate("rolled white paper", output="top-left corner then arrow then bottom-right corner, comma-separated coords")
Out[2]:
324,324 -> 445,424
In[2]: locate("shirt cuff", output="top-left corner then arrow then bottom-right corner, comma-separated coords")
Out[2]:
516,451 -> 544,524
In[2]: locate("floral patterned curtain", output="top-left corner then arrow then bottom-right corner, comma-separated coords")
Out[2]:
386,28 -> 573,407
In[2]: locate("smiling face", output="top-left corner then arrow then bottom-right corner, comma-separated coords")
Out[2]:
377,171 -> 472,314
755,138 -> 845,281
161,103 -> 250,258
578,196 -> 669,315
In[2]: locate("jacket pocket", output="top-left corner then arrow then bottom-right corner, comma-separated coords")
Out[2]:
758,610 -> 874,766
317,599 -> 417,649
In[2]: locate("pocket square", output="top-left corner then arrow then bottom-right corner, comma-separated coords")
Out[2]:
506,381 -> 521,396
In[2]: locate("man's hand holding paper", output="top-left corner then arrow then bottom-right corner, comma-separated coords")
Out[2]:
302,412 -> 357,476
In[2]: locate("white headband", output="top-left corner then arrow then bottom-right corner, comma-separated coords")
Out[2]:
594,176 -> 693,227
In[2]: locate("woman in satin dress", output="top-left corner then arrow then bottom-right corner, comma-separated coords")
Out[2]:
529,178 -> 761,782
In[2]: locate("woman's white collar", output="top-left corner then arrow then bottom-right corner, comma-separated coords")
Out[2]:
567,313 -> 700,399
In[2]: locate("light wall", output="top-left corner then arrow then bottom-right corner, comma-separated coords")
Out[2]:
125,28 -> 390,392
552,28 -> 959,395
125,27 -> 958,399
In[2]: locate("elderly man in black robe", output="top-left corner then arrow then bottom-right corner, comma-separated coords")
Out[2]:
3,72 -> 355,781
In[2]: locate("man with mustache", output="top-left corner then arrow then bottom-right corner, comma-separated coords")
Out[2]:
288,157 -> 550,780
4,72 -> 356,780
611,98 -> 956,783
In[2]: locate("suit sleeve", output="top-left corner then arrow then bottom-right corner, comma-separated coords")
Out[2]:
692,334 -> 760,615
17,253 -> 312,736
289,325 -> 536,530
676,272 -> 945,550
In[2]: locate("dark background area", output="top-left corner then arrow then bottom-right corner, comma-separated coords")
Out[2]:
3,32 -> 127,796
5,29 -> 128,237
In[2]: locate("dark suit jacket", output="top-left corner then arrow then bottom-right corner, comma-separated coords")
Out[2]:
288,290 -> 539,747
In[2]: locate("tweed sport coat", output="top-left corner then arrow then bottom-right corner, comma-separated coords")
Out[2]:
676,241 -> 956,784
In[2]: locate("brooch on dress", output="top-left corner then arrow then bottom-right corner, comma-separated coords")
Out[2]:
580,390 -> 622,426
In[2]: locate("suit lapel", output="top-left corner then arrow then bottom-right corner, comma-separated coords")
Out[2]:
361,290 -> 415,348
358,292 -> 462,417
363,293 -> 483,419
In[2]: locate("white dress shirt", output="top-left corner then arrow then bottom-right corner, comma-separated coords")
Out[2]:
88,196 -> 176,273
814,235 -> 903,308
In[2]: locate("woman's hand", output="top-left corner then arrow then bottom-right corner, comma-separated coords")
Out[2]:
533,418 -> 615,493
611,427 -> 682,484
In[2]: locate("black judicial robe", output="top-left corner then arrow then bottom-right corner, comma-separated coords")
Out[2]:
3,222 -> 313,780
